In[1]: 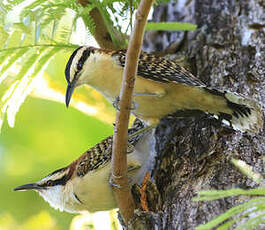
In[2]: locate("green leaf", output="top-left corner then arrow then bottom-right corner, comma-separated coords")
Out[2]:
145,22 -> 197,31
194,188 -> 265,201
0,26 -> 9,47
196,198 -> 265,230
0,80 -> 19,130
231,158 -> 263,184
236,212 -> 265,230
0,48 -> 29,84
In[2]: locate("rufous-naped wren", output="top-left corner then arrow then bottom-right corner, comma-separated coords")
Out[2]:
65,46 -> 263,133
14,120 -> 155,213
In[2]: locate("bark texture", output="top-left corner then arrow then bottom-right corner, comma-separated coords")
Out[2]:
130,0 -> 265,229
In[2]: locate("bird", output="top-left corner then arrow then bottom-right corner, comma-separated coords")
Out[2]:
64,46 -> 263,133
14,120 -> 155,213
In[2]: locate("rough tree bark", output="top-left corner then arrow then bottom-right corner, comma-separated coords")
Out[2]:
129,0 -> 265,229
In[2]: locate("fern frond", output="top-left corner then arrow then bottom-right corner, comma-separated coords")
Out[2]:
0,27 -> 9,47
79,5 -> 95,35
0,46 -> 63,131
0,0 -> 160,132
0,80 -> 20,130
196,198 -> 265,230
194,188 -> 265,201
0,48 -> 29,84
32,47 -> 61,76
195,156 -> 265,230
231,158 -> 263,184
236,212 -> 265,230
6,0 -> 26,7
0,42 -> 77,132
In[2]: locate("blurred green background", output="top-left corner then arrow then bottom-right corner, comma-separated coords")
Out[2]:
0,1 -> 133,228
0,50 -> 121,229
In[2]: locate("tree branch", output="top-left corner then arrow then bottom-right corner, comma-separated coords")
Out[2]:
110,0 -> 154,225
78,0 -> 127,49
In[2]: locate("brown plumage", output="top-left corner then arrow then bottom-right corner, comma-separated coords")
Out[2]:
14,119 -> 154,213
65,46 -> 263,133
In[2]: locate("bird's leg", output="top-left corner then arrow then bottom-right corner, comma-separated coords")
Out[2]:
109,165 -> 140,188
112,96 -> 120,111
139,172 -> 150,212
109,175 -> 122,189
126,143 -> 135,154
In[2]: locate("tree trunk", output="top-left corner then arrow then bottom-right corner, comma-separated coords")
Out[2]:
129,0 -> 265,229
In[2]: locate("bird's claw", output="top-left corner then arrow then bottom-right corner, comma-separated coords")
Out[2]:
112,96 -> 138,111
112,96 -> 120,111
126,143 -> 135,154
109,174 -> 122,189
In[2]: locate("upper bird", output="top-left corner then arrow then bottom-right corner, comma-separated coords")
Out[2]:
65,46 -> 263,133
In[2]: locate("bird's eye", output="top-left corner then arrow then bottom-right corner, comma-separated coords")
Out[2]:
77,62 -> 82,71
46,180 -> 53,186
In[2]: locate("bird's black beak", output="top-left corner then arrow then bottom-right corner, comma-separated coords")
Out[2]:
65,82 -> 75,108
13,183 -> 42,191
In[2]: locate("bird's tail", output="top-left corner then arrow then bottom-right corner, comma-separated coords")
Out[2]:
205,88 -> 263,133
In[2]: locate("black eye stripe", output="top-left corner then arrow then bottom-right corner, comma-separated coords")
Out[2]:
76,48 -> 92,73
65,46 -> 83,84
41,175 -> 68,187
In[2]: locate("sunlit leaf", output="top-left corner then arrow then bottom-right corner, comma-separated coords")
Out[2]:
146,22 -> 197,31
236,212 -> 265,230
0,80 -> 19,130
194,188 -> 265,201
231,158 -> 263,184
196,198 -> 265,230
0,48 -> 28,84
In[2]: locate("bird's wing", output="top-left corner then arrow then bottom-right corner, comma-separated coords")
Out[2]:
76,119 -> 146,177
112,50 -> 205,87
76,136 -> 113,177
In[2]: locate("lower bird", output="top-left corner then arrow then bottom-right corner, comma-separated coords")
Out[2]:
14,120 -> 155,213
65,46 -> 263,133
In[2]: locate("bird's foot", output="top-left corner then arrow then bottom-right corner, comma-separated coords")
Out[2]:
126,143 -> 135,154
112,96 -> 120,111
112,96 -> 138,111
109,174 -> 123,189
139,172 -> 151,212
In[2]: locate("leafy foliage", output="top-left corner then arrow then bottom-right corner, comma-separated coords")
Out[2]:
195,158 -> 265,230
0,0 -> 150,132
0,0 -> 84,132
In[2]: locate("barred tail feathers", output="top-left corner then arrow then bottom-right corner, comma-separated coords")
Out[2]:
205,88 -> 263,133
223,91 -> 263,133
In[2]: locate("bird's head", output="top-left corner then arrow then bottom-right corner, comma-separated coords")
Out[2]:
14,167 -> 82,213
64,46 -> 98,107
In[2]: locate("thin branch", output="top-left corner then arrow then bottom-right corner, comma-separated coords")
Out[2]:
111,0 -> 154,225
78,0 -> 127,49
